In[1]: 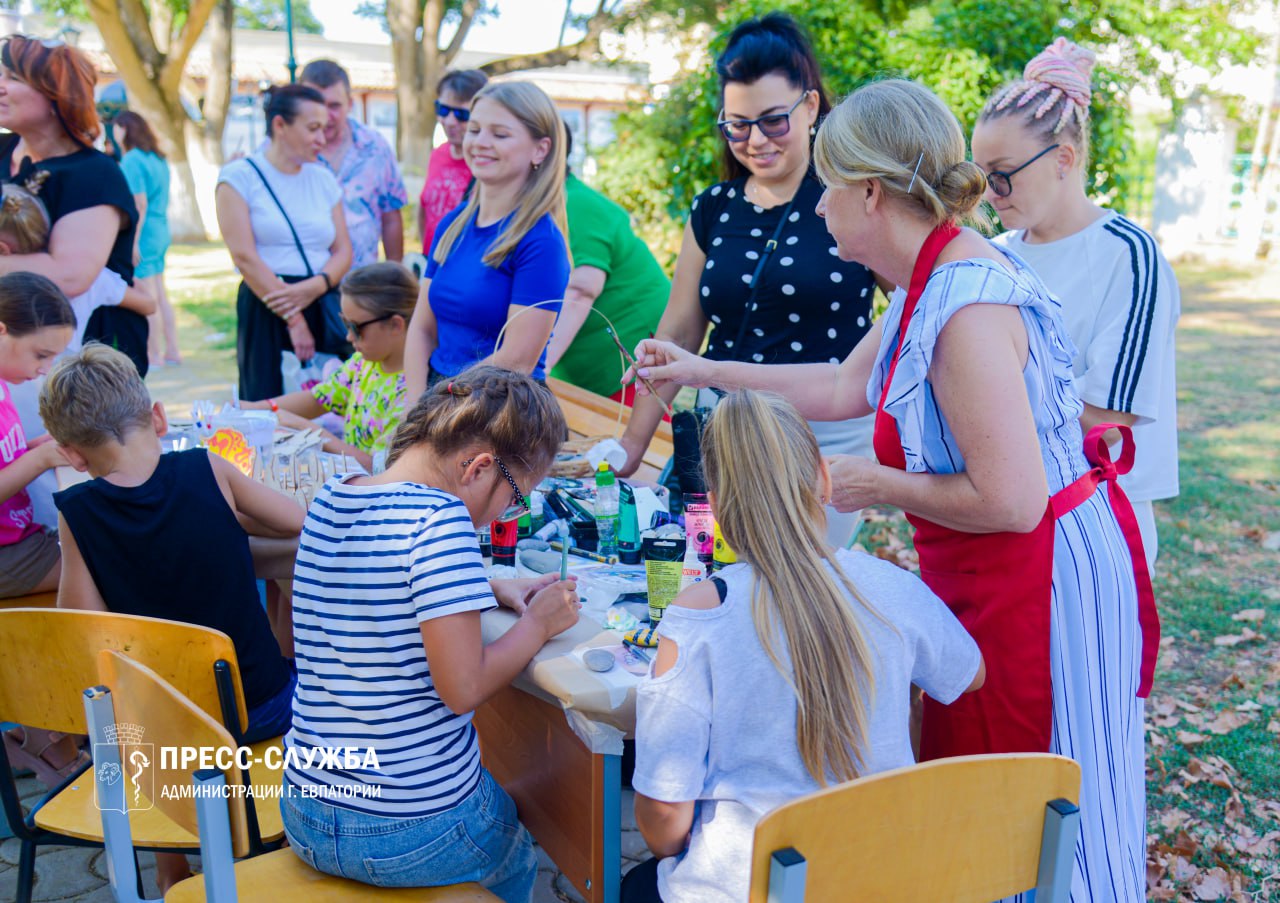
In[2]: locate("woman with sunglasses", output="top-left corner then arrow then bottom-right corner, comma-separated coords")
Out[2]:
627,77 -> 1155,901
241,262 -> 415,470
972,38 -> 1180,571
419,68 -> 488,253
0,35 -> 146,376
616,13 -> 879,547
282,365 -> 580,901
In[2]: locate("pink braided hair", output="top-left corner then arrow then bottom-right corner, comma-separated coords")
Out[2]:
990,37 -> 1096,135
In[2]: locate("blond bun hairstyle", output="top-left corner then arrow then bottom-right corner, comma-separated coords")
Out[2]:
386,365 -> 567,476
814,79 -> 988,227
431,81 -> 568,269
702,389 -> 891,785
980,38 -> 1096,165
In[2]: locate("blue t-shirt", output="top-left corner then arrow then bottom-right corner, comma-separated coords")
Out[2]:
425,208 -> 569,379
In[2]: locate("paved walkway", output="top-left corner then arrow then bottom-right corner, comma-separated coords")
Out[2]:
1,773 -> 649,901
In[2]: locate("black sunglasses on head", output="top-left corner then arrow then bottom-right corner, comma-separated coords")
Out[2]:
435,100 -> 470,122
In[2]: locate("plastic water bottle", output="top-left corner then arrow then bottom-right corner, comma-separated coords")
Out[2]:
594,463 -> 619,557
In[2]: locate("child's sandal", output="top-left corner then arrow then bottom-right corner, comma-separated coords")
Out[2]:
3,726 -> 90,788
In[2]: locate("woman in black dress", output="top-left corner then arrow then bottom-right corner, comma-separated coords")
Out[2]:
617,14 -> 879,545
0,35 -> 144,374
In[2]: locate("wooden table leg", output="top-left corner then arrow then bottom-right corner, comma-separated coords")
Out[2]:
474,686 -> 621,903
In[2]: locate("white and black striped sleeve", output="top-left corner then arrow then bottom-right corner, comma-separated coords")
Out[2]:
1078,216 -> 1179,421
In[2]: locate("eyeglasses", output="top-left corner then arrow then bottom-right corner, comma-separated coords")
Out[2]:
434,100 -> 470,122
341,312 -> 396,340
462,456 -> 528,521
985,144 -> 1060,198
717,94 -> 808,143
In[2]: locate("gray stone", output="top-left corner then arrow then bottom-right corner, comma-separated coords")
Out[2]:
620,829 -> 650,860
0,844 -> 103,901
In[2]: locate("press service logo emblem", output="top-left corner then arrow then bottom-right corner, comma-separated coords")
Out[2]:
94,722 -> 154,813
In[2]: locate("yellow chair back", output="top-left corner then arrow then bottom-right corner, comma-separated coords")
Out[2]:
95,649 -> 252,859
748,753 -> 1082,902
0,608 -> 249,735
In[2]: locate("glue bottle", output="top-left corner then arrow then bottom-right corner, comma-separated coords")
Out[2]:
594,463 -> 619,557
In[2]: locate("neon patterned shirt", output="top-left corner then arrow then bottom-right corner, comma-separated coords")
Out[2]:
311,354 -> 406,454
320,119 -> 408,269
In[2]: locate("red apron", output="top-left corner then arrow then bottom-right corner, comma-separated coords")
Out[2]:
873,224 -> 1160,759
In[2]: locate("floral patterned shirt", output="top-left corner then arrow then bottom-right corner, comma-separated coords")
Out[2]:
311,353 -> 406,454
320,119 -> 408,269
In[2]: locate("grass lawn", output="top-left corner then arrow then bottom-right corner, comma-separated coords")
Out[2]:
159,249 -> 1279,901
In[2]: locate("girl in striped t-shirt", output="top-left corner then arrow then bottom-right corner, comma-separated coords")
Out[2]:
282,366 -> 580,902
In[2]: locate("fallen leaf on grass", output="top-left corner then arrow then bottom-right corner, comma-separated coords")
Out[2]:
1262,531 -> 1280,551
1178,730 -> 1209,746
1205,710 -> 1258,735
1191,867 -> 1232,900
1176,699 -> 1204,713
1267,718 -> 1279,734
1169,854 -> 1198,881
1158,809 -> 1193,831
1234,700 -> 1263,712
1220,673 -> 1245,690
1213,628 -> 1260,647
1230,608 -> 1266,622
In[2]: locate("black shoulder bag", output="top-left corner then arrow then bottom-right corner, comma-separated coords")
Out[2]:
245,158 -> 350,357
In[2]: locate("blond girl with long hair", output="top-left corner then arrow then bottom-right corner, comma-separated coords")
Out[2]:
627,390 -> 984,903
403,81 -> 570,398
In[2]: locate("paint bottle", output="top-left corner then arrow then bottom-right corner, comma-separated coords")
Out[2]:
683,492 -> 715,567
617,482 -> 642,565
642,532 -> 685,623
490,517 -> 519,567
712,519 -> 737,571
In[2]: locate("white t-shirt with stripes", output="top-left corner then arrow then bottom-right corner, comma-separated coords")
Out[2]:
285,476 -> 496,816
995,211 -> 1180,502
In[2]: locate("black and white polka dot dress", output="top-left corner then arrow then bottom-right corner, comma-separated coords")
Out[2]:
690,174 -> 876,366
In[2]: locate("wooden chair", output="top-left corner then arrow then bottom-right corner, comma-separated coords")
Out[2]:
87,649 -> 499,902
0,608 -> 286,902
748,753 -> 1082,903
0,590 -> 58,610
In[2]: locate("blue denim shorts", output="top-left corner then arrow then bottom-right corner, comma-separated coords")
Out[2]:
281,769 -> 537,903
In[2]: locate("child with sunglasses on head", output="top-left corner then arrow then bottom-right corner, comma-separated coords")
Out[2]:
0,181 -> 156,353
282,365 -> 579,902
241,262 -> 414,470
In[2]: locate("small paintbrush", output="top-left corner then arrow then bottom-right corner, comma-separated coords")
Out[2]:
606,327 -> 674,417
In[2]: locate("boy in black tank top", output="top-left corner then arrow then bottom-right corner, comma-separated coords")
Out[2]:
38,344 -> 306,891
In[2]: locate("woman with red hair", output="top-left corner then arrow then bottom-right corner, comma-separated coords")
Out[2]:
0,35 -> 145,375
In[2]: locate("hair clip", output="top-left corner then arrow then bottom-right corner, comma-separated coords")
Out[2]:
446,382 -> 454,395
906,152 -> 925,194
22,170 -> 49,196
1,195 -> 21,214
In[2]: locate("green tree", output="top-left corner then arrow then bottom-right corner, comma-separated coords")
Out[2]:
597,0 -> 1259,258
235,0 -> 323,34
36,0 -> 223,240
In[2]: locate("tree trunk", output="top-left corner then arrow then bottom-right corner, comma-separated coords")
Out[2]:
387,0 -> 479,175
86,0 -> 218,241
199,0 -> 235,167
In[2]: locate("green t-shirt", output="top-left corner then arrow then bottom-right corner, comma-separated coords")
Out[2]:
551,174 -> 669,398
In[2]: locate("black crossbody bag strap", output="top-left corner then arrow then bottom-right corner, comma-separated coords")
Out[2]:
724,192 -> 799,360
245,158 -> 315,278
